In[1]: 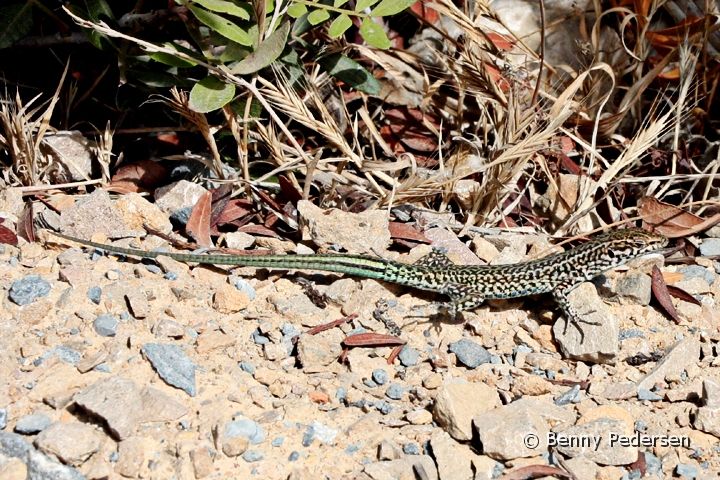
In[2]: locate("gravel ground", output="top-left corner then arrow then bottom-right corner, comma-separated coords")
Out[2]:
1,222 -> 720,479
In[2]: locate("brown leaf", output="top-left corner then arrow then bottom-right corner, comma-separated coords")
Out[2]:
341,333 -> 406,347
278,175 -> 302,205
18,201 -> 34,243
209,183 -> 233,228
389,222 -> 430,243
639,197 -> 720,237
238,224 -> 281,238
215,199 -> 253,225
651,265 -> 680,323
497,464 -> 575,480
0,224 -> 18,246
185,191 -> 213,247
628,451 -> 647,477
666,285 -> 701,306
112,160 -> 168,193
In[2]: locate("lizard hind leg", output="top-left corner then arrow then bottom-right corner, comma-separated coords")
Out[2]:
439,284 -> 486,319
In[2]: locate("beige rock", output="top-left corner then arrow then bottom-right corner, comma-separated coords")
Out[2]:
212,284 -> 250,314
406,409 -> 432,425
298,199 -> 390,254
115,192 -> 172,234
637,338 -> 701,390
115,436 -> 148,478
190,447 -> 213,478
430,430 -> 475,480
512,375 -> 553,396
34,422 -> 101,467
433,381 -> 501,441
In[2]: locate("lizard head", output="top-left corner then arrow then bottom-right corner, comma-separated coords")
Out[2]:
597,228 -> 668,266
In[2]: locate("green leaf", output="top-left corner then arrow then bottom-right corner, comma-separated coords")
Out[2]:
190,75 -> 236,112
193,0 -> 251,19
230,21 -> 290,75
360,18 -> 389,49
328,14 -> 352,38
287,3 -> 307,18
355,0 -> 380,12
307,8 -> 331,25
370,0 -> 418,16
0,2 -> 33,49
317,53 -> 381,96
147,42 -> 200,67
189,4 -> 253,46
220,41 -> 252,62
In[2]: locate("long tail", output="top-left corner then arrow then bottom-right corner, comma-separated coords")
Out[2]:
50,231 -> 396,281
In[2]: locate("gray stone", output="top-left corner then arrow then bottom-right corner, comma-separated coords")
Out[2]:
676,462 -> 698,479
93,313 -> 118,337
372,369 -> 388,385
448,339 -> 491,368
141,343 -> 197,397
242,450 -> 264,462
10,275 -> 51,306
699,239 -> 720,256
86,286 -> 102,304
637,388 -> 662,401
678,265 -> 716,287
225,419 -> 265,445
397,346 -> 419,366
41,346 -> 81,365
0,408 -> 6,429
385,383 -> 407,400
15,414 -> 52,435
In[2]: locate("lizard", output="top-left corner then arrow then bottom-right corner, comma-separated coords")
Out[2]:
49,228 -> 668,329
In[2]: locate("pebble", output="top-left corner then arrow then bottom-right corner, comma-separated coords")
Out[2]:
238,361 -> 255,374
676,463 -> 698,479
403,443 -> 420,455
10,275 -> 51,305
555,385 -> 581,405
141,343 -> 197,397
41,346 -> 81,365
638,388 -> 662,401
0,409 -> 6,429
86,286 -> 102,304
15,414 -> 52,434
372,369 -> 388,385
243,450 -> 264,462
448,339 -> 491,368
385,383 -> 406,400
398,346 -> 419,366
93,313 -> 119,337
699,238 -> 720,256
678,265 -> 716,286
233,278 -> 256,300
225,419 -> 266,445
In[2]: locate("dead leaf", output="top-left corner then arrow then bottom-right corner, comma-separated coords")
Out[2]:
18,201 -> 34,243
651,265 -> 680,323
238,224 -> 281,238
0,224 -> 18,246
639,197 -> 720,237
111,160 -> 168,193
210,183 -> 233,228
215,199 -> 254,225
389,222 -> 430,243
186,191 -> 213,247
666,285 -> 701,306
